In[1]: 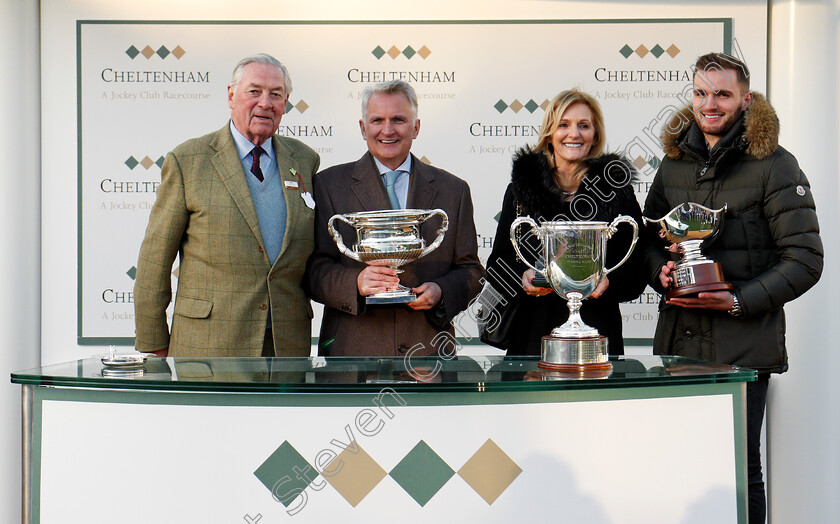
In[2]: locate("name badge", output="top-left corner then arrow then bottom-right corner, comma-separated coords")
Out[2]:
284,180 -> 300,189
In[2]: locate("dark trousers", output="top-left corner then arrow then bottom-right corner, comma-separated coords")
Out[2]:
747,374 -> 770,524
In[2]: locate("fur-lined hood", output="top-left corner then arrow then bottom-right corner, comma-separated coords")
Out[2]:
661,92 -> 780,160
510,148 -> 638,221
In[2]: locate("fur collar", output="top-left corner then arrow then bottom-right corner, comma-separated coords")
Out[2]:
510,148 -> 637,221
661,92 -> 780,160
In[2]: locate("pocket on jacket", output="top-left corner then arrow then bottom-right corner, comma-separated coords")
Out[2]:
174,295 -> 213,319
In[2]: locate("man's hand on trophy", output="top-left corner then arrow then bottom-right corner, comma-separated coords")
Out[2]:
666,290 -> 735,311
659,261 -> 677,289
407,282 -> 442,310
357,262 -> 399,296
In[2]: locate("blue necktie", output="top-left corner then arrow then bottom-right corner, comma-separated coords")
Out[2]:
384,170 -> 401,209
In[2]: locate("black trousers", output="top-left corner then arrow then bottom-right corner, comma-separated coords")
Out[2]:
747,374 -> 770,524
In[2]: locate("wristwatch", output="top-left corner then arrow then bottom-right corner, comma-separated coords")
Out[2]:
727,292 -> 743,317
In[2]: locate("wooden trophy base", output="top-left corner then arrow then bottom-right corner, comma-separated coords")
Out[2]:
667,262 -> 734,300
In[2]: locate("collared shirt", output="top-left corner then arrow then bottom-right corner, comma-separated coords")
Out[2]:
229,121 -> 286,264
373,156 -> 411,209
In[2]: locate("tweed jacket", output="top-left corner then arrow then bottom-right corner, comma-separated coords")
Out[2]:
643,94 -> 823,373
134,124 -> 320,357
306,152 -> 484,356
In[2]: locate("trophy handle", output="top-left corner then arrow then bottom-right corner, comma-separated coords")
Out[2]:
603,215 -> 639,275
510,216 -> 544,275
327,214 -> 363,262
419,209 -> 449,258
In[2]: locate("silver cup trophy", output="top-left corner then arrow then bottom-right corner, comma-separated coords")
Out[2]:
643,202 -> 733,300
510,216 -> 638,372
329,209 -> 448,304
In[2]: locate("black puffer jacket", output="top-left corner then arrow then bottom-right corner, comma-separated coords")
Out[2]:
643,93 -> 824,373
486,149 -> 647,355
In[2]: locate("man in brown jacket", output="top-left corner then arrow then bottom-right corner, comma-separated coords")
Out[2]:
134,54 -> 319,358
306,80 -> 483,356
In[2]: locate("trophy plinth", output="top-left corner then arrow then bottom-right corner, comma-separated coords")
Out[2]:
329,209 -> 448,304
643,203 -> 732,299
511,216 -> 639,372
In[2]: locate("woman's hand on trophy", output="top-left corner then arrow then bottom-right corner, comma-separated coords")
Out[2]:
407,282 -> 442,310
590,276 -> 610,299
357,262 -> 400,296
522,269 -> 553,297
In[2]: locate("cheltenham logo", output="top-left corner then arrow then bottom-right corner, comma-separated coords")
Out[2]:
285,100 -> 310,114
125,156 -> 165,170
371,45 -> 432,60
619,43 -> 680,59
125,45 -> 186,60
493,98 -> 550,114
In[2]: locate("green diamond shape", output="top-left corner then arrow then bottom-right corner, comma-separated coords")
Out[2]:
254,441 -> 316,508
126,267 -> 137,280
650,44 -> 665,58
524,99 -> 539,113
493,100 -> 508,113
619,44 -> 634,58
124,156 -> 139,170
125,46 -> 140,59
157,46 -> 170,59
285,101 -> 294,113
389,441 -> 455,507
403,46 -> 416,59
494,210 -> 502,223
648,156 -> 662,170
371,46 -> 386,59
155,156 -> 165,168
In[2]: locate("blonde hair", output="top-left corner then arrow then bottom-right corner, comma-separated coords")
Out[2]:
533,89 -> 605,182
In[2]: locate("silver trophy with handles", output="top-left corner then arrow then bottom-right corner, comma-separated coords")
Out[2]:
329,209 -> 448,304
511,216 -> 638,373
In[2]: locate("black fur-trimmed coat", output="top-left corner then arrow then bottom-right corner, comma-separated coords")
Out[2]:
643,93 -> 823,373
485,148 -> 646,355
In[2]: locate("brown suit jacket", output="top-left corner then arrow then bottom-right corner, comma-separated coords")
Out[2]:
134,124 -> 320,357
306,153 -> 484,356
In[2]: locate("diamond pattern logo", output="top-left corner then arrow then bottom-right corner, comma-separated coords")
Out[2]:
457,439 -> 522,505
254,437 -> 522,509
124,155 -> 165,170
371,44 -> 432,60
494,98 -> 550,114
126,266 -> 137,280
284,100 -> 310,114
125,44 -> 186,59
620,43 -> 681,59
389,440 -> 455,506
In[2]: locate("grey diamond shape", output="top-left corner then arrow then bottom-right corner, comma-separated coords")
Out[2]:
493,100 -> 508,113
371,46 -> 386,59
157,46 -> 170,59
124,156 -> 139,170
619,44 -> 634,58
125,46 -> 140,59
524,99 -> 539,113
650,44 -> 665,58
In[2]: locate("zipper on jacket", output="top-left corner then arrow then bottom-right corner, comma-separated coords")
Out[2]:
698,161 -> 711,178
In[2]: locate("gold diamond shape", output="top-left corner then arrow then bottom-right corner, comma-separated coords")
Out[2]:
295,100 -> 309,113
457,439 -> 522,505
420,156 -> 432,165
171,45 -> 186,59
417,45 -> 431,59
635,44 -> 650,58
632,156 -> 647,170
141,45 -> 155,59
322,442 -> 386,507
387,45 -> 401,59
540,99 -> 550,111
509,99 -> 524,113
666,44 -> 681,58
140,156 -> 155,169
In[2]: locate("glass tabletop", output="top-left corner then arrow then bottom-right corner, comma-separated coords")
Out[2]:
11,355 -> 755,393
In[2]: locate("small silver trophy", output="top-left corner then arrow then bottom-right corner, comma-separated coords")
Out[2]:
643,202 -> 733,299
510,216 -> 638,373
329,209 -> 448,304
